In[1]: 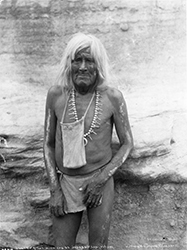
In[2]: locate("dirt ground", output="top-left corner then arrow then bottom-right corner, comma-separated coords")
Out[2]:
1,173 -> 187,249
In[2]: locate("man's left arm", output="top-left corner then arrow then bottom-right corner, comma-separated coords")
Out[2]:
98,89 -> 134,183
80,89 -> 133,207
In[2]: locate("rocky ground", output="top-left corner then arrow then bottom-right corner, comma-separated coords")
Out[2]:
0,0 -> 186,249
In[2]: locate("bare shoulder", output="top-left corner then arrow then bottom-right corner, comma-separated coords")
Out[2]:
47,85 -> 62,98
104,86 -> 125,109
46,85 -> 62,108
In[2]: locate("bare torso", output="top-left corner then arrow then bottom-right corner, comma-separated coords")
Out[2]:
53,85 -> 115,175
43,35 -> 134,249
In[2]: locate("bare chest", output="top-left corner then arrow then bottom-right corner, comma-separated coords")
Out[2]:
55,92 -> 113,131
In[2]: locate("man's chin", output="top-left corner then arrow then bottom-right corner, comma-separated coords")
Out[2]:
75,81 -> 90,88
74,82 -> 96,93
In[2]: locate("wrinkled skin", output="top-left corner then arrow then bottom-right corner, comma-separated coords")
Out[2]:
79,171 -> 104,208
49,186 -> 67,217
43,46 -> 133,249
71,47 -> 98,93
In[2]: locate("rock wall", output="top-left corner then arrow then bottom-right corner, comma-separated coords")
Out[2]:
0,0 -> 186,249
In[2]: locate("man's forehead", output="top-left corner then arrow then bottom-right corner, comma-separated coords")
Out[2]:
75,47 -> 91,56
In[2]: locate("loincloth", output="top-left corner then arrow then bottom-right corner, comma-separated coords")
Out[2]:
59,170 -> 100,213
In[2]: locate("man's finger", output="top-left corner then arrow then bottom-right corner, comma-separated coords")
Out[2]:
50,206 -> 55,215
89,194 -> 102,208
88,194 -> 99,208
57,205 -> 65,217
93,195 -> 102,207
83,192 -> 90,204
51,206 -> 56,216
54,206 -> 59,217
98,196 -> 103,206
88,198 -> 96,208
63,200 -> 68,214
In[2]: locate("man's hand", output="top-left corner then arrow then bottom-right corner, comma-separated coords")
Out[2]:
79,176 -> 105,209
49,186 -> 67,217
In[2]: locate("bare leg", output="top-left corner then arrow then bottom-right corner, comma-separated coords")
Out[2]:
87,177 -> 114,250
50,211 -> 83,248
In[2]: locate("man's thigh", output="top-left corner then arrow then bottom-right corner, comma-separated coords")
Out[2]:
49,212 -> 83,247
87,177 -> 114,249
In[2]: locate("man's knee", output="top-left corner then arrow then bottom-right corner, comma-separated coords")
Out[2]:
100,177 -> 114,213
88,178 -> 114,248
51,212 -> 82,247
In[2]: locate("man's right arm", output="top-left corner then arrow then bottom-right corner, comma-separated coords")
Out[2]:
43,86 -> 66,216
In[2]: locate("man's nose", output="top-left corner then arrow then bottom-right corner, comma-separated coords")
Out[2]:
79,59 -> 87,72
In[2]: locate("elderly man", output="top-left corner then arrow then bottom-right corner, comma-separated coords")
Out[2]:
43,33 -> 133,249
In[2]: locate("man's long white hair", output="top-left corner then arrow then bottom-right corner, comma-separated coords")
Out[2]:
55,33 -> 110,91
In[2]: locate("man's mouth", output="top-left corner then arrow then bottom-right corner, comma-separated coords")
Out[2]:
77,74 -> 89,78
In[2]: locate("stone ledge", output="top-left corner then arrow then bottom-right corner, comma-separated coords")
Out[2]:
1,111 -> 187,184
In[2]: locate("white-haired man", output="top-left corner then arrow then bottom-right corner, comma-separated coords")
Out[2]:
43,33 -> 133,249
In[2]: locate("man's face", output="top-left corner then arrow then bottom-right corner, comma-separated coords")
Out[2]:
71,47 -> 97,90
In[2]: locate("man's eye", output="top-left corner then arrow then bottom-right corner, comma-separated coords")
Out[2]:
87,59 -> 92,63
74,58 -> 81,63
86,58 -> 94,63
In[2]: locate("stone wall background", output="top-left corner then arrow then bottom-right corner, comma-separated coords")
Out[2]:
0,0 -> 186,249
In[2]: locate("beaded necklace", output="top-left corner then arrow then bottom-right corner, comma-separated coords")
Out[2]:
68,89 -> 102,146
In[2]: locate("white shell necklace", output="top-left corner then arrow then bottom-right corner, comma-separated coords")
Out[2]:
68,89 -> 102,146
